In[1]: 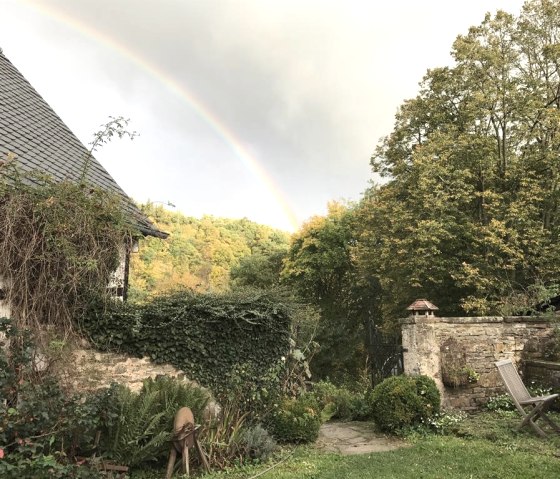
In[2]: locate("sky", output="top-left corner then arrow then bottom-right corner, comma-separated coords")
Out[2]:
1,0 -> 526,232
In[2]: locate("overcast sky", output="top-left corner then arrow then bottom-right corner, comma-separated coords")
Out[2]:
1,0 -> 526,231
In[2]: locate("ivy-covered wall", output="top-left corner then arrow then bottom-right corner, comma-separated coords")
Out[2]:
82,290 -> 292,397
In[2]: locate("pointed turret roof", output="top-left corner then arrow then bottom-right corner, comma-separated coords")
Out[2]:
406,299 -> 439,311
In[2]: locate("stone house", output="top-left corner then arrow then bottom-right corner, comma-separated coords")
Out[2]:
0,49 -> 167,309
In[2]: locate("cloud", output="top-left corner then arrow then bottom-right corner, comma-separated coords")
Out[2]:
3,0 -> 526,230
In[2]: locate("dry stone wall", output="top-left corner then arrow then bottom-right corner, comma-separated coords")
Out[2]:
524,359 -> 560,389
401,315 -> 555,410
68,347 -> 190,392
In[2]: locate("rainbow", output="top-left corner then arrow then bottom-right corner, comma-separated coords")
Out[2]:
22,1 -> 299,231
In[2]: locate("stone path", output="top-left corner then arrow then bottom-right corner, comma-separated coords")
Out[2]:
315,421 -> 408,455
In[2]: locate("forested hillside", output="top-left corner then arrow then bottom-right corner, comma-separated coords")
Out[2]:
129,203 -> 290,300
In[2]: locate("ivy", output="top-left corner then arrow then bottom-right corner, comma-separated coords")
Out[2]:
81,289 -> 292,401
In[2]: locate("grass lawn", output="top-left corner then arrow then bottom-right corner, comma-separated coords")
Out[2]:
199,438 -> 560,479
132,412 -> 560,479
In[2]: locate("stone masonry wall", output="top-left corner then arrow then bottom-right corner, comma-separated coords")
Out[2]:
401,315 -> 554,410
524,359 -> 560,389
68,347 -> 190,393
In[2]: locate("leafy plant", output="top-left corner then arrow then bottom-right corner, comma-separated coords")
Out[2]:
98,376 -> 209,468
239,424 -> 278,462
312,380 -> 372,421
0,453 -> 102,479
443,364 -> 480,388
140,376 -> 209,422
485,394 -> 515,413
266,393 -> 322,444
414,410 -> 468,436
98,384 -> 170,467
370,375 -> 440,433
199,400 -> 249,470
0,319 -> 111,477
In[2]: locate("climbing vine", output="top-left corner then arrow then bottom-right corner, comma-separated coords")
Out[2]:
0,155 -> 133,332
82,289 -> 292,404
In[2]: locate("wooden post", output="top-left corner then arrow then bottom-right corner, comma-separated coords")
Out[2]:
165,448 -> 177,479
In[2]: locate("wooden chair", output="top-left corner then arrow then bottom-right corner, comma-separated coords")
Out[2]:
495,359 -> 560,437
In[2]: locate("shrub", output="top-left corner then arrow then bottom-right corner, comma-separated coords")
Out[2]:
0,319 -> 110,477
239,424 -> 278,462
485,394 -> 515,413
418,410 -> 468,436
370,375 -> 440,432
312,380 -> 372,421
97,384 -> 170,467
0,454 -> 102,479
200,400 -> 249,470
0,161 -> 131,333
266,394 -> 321,444
216,361 -> 283,421
140,375 -> 209,422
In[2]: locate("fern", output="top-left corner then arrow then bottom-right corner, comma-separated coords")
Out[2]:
141,376 -> 209,421
98,377 -> 209,467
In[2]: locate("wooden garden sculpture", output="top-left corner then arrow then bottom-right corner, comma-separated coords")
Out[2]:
165,406 -> 209,478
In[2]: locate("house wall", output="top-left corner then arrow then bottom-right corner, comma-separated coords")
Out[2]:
107,244 -> 127,300
401,315 -> 555,410
0,278 -> 12,318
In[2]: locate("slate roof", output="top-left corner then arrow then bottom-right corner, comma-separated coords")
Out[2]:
406,299 -> 439,311
0,50 -> 167,239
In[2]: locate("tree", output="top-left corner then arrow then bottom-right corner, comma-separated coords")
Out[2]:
230,250 -> 287,288
281,202 -> 373,381
357,0 -> 560,320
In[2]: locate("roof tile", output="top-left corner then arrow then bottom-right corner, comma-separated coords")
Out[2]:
406,299 -> 439,311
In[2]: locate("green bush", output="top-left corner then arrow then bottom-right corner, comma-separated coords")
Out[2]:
485,394 -> 515,412
97,383 -> 170,467
0,319 -> 110,477
0,454 -> 101,479
140,375 -> 209,421
312,380 -> 372,421
266,394 -> 321,444
370,375 -> 440,432
200,399 -> 249,469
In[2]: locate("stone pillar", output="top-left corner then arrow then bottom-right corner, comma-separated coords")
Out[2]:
401,314 -> 443,393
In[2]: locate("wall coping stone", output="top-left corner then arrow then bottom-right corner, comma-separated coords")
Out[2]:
401,315 -> 551,325
524,359 -> 560,370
